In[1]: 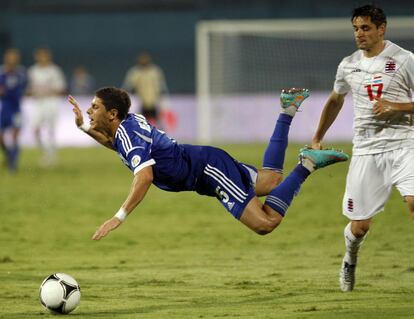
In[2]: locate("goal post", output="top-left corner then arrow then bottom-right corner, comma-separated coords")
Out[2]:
196,17 -> 414,143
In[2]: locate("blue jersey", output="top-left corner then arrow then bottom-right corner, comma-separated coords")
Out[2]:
114,113 -> 196,192
0,65 -> 27,111
113,114 -> 257,219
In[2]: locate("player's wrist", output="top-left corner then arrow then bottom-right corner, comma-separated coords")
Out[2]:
78,122 -> 91,132
114,207 -> 128,222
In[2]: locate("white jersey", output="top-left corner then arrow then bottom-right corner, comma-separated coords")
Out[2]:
28,63 -> 66,97
334,40 -> 414,155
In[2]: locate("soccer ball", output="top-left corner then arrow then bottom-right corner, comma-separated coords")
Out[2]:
39,273 -> 81,314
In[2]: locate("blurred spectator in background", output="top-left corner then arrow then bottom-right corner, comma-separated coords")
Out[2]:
122,52 -> 170,127
27,48 -> 66,166
0,48 -> 27,172
70,66 -> 95,95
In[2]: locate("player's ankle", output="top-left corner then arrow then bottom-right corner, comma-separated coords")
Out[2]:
300,157 -> 315,173
344,252 -> 357,265
281,106 -> 297,117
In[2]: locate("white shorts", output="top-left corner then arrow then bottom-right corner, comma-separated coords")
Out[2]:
342,148 -> 414,220
32,97 -> 60,129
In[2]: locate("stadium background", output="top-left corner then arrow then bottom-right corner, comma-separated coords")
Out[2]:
1,0 -> 413,92
1,2 -> 414,318
1,0 -> 413,145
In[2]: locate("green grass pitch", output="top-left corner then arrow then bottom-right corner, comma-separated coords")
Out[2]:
0,144 -> 413,318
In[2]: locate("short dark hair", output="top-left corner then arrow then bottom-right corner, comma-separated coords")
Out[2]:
352,4 -> 387,27
95,87 -> 131,120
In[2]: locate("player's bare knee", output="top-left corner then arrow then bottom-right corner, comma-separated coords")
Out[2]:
269,175 -> 282,190
254,223 -> 273,235
352,220 -> 371,237
254,216 -> 282,235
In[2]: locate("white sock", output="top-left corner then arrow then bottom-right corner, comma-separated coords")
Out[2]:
281,106 -> 297,117
343,222 -> 367,265
300,158 -> 315,173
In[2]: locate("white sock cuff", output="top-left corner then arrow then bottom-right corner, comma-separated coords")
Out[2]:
300,158 -> 315,173
281,106 -> 297,117
344,222 -> 356,241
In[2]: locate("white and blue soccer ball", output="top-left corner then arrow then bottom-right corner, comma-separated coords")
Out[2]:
39,273 -> 81,314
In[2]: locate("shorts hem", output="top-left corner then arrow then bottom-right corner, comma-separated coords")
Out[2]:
342,210 -> 382,220
233,192 -> 256,220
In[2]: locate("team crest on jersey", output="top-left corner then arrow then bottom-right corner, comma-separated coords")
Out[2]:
384,59 -> 396,73
131,155 -> 141,168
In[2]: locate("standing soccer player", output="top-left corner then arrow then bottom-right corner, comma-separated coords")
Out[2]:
0,48 -> 27,172
68,87 -> 348,240
122,52 -> 169,127
27,48 -> 66,166
311,4 -> 414,292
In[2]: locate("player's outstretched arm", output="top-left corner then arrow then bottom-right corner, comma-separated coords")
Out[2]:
92,166 -> 154,241
67,95 -> 114,150
312,90 -> 346,149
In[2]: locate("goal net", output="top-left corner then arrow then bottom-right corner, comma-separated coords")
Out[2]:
196,17 -> 414,143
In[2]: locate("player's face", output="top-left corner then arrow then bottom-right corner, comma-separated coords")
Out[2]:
87,97 -> 112,132
4,49 -> 20,67
352,16 -> 385,54
35,50 -> 51,65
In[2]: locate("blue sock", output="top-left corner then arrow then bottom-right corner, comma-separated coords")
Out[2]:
262,113 -> 292,173
264,164 -> 310,216
9,145 -> 19,171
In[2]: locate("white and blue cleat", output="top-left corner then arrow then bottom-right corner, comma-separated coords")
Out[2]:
299,147 -> 349,170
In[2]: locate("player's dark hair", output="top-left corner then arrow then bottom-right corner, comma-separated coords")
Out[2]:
95,87 -> 131,120
351,4 -> 387,27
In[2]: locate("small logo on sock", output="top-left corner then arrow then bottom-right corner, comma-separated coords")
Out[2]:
347,198 -> 354,212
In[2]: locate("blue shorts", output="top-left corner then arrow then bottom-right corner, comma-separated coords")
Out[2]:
0,106 -> 21,131
193,146 -> 258,220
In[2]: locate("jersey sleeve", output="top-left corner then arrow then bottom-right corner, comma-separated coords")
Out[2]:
405,52 -> 414,91
0,72 -> 5,86
117,124 -> 155,175
333,60 -> 351,95
18,67 -> 28,93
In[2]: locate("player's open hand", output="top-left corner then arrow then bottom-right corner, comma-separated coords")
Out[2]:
373,97 -> 394,118
92,217 -> 122,241
67,95 -> 84,127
